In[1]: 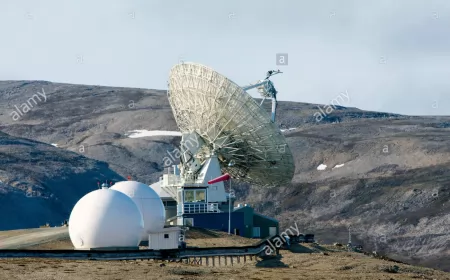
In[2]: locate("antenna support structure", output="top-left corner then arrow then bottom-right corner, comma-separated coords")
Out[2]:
241,69 -> 283,123
160,63 -> 294,227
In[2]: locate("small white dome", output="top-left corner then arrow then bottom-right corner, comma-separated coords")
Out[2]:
111,181 -> 165,241
69,188 -> 144,249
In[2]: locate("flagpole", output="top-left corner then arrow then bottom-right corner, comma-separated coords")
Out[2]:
228,178 -> 232,235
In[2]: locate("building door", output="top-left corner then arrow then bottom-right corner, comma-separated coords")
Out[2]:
253,227 -> 261,238
184,218 -> 194,227
269,227 -> 277,236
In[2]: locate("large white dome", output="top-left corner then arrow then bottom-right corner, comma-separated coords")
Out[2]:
111,181 -> 166,241
69,188 -> 144,249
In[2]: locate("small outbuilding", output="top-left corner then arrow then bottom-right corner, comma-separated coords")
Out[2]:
234,205 -> 279,238
148,227 -> 181,250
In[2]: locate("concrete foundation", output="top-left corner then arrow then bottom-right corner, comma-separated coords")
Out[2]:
78,247 -> 140,251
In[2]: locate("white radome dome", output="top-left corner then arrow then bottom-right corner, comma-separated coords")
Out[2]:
69,188 -> 144,249
111,181 -> 166,241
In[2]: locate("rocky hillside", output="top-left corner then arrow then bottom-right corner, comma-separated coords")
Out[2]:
0,131 -> 124,230
241,118 -> 450,272
0,80 -> 178,184
1,80 -> 450,271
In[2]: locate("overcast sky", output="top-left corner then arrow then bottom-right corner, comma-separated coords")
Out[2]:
1,0 -> 449,115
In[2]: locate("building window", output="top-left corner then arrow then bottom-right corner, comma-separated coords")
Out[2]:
184,190 -> 206,203
196,190 -> 206,202
184,190 -> 195,202
164,234 -> 169,239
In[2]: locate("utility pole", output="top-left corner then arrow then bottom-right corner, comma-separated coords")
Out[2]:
347,225 -> 352,251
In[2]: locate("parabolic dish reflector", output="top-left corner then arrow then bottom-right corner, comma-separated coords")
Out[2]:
168,63 -> 295,186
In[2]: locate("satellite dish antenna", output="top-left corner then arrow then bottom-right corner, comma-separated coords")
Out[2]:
167,62 -> 294,187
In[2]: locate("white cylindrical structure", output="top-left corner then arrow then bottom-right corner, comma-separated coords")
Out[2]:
69,188 -> 144,249
111,181 -> 165,241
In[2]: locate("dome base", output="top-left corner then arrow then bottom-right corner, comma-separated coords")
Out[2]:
75,246 -> 139,251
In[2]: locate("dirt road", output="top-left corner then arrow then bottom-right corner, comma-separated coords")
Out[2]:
0,227 -> 69,249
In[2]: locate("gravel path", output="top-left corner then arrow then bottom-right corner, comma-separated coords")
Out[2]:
0,227 -> 69,249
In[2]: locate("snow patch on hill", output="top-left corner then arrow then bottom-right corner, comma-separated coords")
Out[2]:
317,164 -> 327,170
127,130 -> 182,138
333,163 -> 345,169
